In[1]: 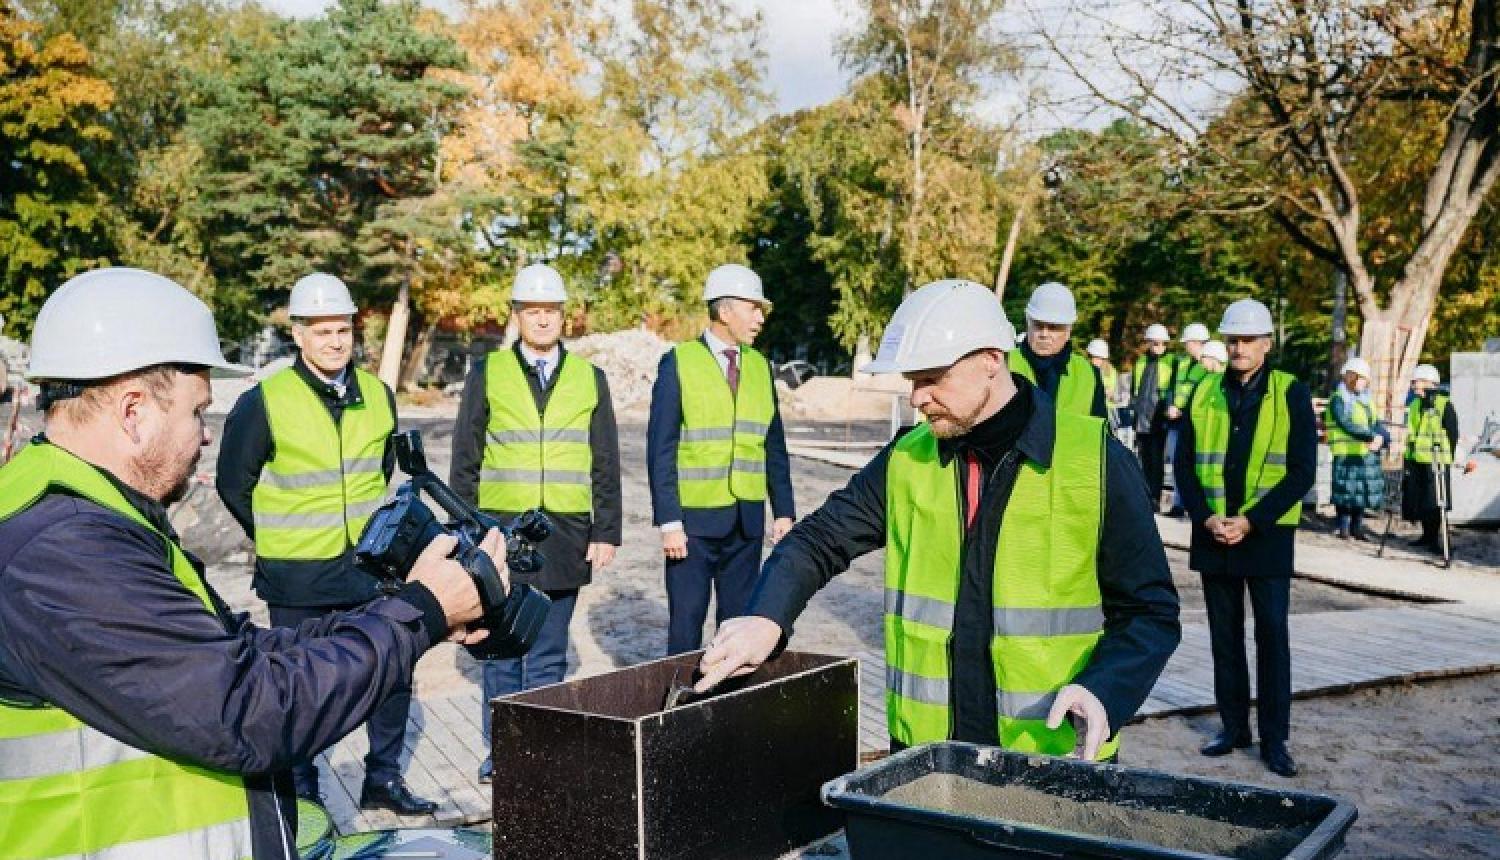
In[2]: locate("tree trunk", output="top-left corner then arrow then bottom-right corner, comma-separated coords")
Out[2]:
378,278 -> 411,390
993,201 -> 1025,302
399,319 -> 437,392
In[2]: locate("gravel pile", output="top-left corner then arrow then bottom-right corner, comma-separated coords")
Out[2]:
568,327 -> 673,416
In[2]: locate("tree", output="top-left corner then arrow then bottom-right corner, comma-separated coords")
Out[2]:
572,0 -> 769,333
1041,0 -> 1500,417
840,0 -> 1016,293
0,6 -> 114,336
188,0 -> 466,362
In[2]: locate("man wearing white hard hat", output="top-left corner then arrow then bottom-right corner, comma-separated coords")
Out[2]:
1401,363 -> 1458,552
1131,322 -> 1177,511
697,280 -> 1179,762
449,263 -> 622,781
1325,357 -> 1388,540
1174,298 -> 1315,778
1008,282 -> 1106,418
647,263 -> 795,655
1164,322 -> 1212,518
0,268 -> 491,858
218,273 -> 435,815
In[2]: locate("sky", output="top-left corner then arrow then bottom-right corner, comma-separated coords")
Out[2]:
264,0 -> 854,115
261,0 -> 1224,136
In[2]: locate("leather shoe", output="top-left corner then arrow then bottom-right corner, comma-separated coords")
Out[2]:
360,776 -> 438,816
1200,730 -> 1252,757
1261,742 -> 1298,777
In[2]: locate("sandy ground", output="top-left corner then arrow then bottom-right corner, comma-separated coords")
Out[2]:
1127,675 -> 1500,859
54,405 -> 1500,857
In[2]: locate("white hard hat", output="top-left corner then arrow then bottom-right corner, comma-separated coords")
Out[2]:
863,280 -> 1016,374
1218,299 -> 1274,336
511,264 -> 568,303
1341,357 -> 1372,380
1412,363 -> 1441,384
1181,322 -> 1211,343
703,264 -> 771,307
1024,281 -> 1077,325
28,267 -> 250,380
1086,338 -> 1110,360
1202,340 -> 1228,364
289,273 -> 357,318
1143,323 -> 1170,342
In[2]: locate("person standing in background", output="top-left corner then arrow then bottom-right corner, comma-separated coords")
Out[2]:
1325,358 -> 1387,541
448,263 -> 622,783
648,264 -> 795,655
1401,363 -> 1459,553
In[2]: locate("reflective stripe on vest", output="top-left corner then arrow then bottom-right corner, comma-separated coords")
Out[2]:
251,367 -> 393,560
1009,350 -> 1099,416
479,350 -> 597,514
674,340 -> 774,508
883,415 -> 1119,760
1406,395 -> 1452,465
1325,392 -> 1375,458
1172,357 -> 1208,410
1132,353 -> 1176,397
0,444 -> 252,860
1189,369 -> 1302,526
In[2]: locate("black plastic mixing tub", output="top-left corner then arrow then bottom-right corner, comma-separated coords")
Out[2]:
822,742 -> 1357,860
490,650 -> 859,859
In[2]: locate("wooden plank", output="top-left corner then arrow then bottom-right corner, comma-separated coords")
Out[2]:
399,708 -> 481,827
428,694 -> 490,765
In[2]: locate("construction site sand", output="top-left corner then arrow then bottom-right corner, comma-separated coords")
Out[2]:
882,773 -> 1310,859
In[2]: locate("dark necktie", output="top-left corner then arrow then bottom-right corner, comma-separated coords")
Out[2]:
535,358 -> 549,388
722,348 -> 739,396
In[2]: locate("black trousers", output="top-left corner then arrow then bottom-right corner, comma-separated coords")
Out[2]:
269,603 -> 415,794
1136,431 -> 1168,512
1199,574 -> 1291,744
664,529 -> 763,655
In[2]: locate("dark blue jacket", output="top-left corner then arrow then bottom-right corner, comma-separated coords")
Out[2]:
646,339 -> 795,539
1175,366 -> 1318,577
0,467 -> 446,859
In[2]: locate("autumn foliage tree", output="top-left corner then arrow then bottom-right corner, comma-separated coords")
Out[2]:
0,5 -> 113,336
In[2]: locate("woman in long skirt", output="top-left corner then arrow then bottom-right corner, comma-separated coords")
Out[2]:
1325,358 -> 1387,540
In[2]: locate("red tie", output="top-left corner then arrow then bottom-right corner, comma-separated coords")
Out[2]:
723,348 -> 740,396
965,453 -> 982,530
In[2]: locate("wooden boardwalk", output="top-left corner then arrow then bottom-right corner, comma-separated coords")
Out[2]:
323,604 -> 1500,835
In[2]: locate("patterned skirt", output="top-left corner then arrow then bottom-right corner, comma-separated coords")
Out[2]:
1331,453 -> 1386,510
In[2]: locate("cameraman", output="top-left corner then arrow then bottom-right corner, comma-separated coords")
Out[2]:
0,268 -> 497,859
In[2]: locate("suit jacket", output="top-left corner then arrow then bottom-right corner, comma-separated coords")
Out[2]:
646,337 -> 795,539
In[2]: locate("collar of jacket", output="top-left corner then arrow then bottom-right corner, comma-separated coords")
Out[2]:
34,434 -> 177,538
936,375 -> 1054,470
1020,341 -> 1071,374
1226,362 -> 1270,395
293,354 -> 365,409
512,339 -> 568,373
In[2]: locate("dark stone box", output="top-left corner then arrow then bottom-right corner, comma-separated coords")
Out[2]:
490,650 -> 859,859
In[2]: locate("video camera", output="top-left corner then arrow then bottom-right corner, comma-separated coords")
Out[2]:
355,431 -> 554,660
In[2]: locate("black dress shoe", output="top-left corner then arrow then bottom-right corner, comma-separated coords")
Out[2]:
1261,742 -> 1298,777
1200,730 -> 1252,757
360,777 -> 438,815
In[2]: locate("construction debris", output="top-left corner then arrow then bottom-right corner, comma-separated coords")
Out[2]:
567,327 -> 673,417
